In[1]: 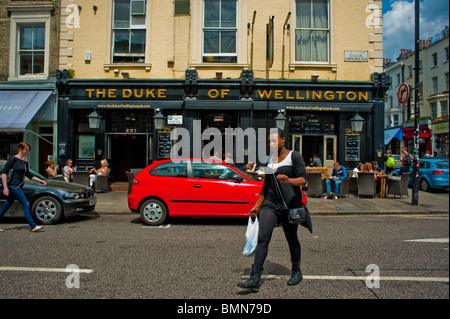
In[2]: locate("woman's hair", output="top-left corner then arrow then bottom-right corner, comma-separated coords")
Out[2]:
246,162 -> 254,169
46,159 -> 55,166
66,159 -> 72,165
18,141 -> 31,151
269,128 -> 286,139
101,159 -> 108,167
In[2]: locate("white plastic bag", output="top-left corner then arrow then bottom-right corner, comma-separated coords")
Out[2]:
242,217 -> 259,257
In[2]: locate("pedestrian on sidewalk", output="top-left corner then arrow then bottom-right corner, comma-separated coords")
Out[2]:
0,142 -> 46,232
237,129 -> 308,292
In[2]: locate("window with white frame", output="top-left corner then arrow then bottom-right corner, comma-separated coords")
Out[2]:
432,76 -> 438,94
18,25 -> 45,75
445,47 -> 449,62
432,53 -> 438,67
202,0 -> 237,63
441,101 -> 448,117
112,0 -> 147,63
295,0 -> 329,63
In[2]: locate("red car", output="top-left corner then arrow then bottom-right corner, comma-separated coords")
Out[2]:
128,159 -> 264,225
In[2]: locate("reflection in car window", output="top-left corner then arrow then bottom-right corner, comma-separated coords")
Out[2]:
435,161 -> 449,169
192,162 -> 239,180
150,162 -> 187,177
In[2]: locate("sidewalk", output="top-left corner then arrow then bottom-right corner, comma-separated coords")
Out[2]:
93,189 -> 449,215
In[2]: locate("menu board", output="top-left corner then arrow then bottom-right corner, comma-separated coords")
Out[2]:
157,131 -> 172,159
345,134 -> 360,161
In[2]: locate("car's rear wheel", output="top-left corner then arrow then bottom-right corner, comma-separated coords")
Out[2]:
420,179 -> 431,192
31,196 -> 64,225
140,199 -> 168,226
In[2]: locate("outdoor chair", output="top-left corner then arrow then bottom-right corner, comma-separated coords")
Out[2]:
339,178 -> 350,198
306,172 -> 325,197
387,173 -> 410,199
72,171 -> 90,186
126,171 -> 135,195
348,177 -> 358,194
357,172 -> 376,198
94,169 -> 111,193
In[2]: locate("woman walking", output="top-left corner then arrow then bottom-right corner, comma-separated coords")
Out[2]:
0,142 -> 46,232
237,129 -> 310,292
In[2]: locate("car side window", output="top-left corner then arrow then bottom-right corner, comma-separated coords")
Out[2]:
150,162 -> 187,177
192,162 -> 236,180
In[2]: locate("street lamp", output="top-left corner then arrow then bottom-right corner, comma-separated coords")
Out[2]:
275,109 -> 287,130
88,109 -> 101,129
350,112 -> 364,133
153,108 -> 166,130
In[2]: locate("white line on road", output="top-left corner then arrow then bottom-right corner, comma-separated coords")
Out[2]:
404,238 -> 449,243
0,266 -> 93,273
141,224 -> 171,229
241,274 -> 449,282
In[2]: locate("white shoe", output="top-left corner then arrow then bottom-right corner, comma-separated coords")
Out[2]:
323,195 -> 328,199
335,195 -> 338,199
0,228 -> 4,232
31,225 -> 44,232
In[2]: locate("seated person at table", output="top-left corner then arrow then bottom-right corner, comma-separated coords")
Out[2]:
324,162 -> 348,199
46,159 -> 59,178
352,162 -> 363,178
372,160 -> 384,194
89,159 -> 109,189
309,154 -> 322,167
63,159 -> 74,182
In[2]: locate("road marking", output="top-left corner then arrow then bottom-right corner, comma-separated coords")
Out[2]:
0,266 -> 93,273
241,274 -> 449,282
141,224 -> 171,229
404,238 -> 449,243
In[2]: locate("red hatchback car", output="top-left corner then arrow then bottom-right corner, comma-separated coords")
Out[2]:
128,159 -> 264,225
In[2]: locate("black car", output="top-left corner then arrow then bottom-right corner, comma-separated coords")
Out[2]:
0,168 -> 96,225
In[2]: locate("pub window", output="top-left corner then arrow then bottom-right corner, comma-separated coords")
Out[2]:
113,0 -> 147,63
295,0 -> 329,63
203,0 -> 237,63
175,0 -> 190,15
18,25 -> 45,75
78,135 -> 95,159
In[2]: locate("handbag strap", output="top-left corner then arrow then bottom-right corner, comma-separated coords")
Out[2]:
273,174 -> 289,210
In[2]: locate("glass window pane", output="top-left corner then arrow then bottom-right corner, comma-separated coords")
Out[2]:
78,135 -> 95,159
33,52 -> 45,73
20,26 -> 33,50
114,0 -> 130,28
175,0 -> 190,15
34,26 -> 46,50
221,0 -> 236,27
312,0 -> 328,28
221,30 -> 236,53
311,30 -> 327,62
114,30 -> 130,53
131,0 -> 145,15
204,30 -> 219,53
130,30 -> 146,53
19,52 -> 33,75
150,162 -> 187,177
204,0 -> 220,27
295,30 -> 311,61
296,0 -> 311,28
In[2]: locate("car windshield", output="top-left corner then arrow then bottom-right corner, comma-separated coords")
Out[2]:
435,161 -> 449,169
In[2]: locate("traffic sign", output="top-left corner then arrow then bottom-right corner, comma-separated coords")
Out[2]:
397,83 -> 410,104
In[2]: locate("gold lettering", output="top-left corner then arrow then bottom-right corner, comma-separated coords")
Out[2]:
312,91 -> 322,100
336,91 -> 345,100
134,89 -> 143,98
274,90 -> 283,99
286,90 -> 294,100
221,89 -> 230,98
146,89 -> 155,98
108,89 -> 116,98
123,89 -> 132,98
324,91 -> 334,100
296,91 -> 304,100
158,89 -> 167,98
86,89 -> 95,98
359,91 -> 369,101
346,91 -> 357,101
257,90 -> 272,99
208,89 -> 219,99
96,89 -> 106,98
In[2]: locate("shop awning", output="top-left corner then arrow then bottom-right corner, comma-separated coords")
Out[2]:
384,127 -> 403,144
0,90 -> 53,131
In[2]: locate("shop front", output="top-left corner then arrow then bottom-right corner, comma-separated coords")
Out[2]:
402,120 -> 432,157
431,116 -> 449,157
57,72 -> 387,182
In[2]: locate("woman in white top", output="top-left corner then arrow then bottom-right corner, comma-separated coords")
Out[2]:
89,159 -> 109,189
352,162 -> 363,178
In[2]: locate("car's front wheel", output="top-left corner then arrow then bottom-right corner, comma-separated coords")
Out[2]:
420,179 -> 431,192
140,199 -> 168,226
31,196 -> 64,225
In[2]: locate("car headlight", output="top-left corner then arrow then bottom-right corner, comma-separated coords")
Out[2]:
64,193 -> 80,199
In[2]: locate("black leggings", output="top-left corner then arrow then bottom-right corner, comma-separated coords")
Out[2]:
254,207 -> 301,269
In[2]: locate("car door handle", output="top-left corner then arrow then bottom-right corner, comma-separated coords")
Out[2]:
192,184 -> 202,188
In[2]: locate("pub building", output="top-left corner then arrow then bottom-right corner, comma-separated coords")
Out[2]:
56,70 -> 390,182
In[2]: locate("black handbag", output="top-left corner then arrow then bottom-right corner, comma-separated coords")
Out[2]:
273,174 -> 306,224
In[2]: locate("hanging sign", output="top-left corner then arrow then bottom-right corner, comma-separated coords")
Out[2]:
397,83 -> 410,104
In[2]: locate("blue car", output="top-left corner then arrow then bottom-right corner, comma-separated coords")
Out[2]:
392,157 -> 449,191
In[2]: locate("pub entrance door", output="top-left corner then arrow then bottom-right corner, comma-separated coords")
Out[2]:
292,134 -> 337,172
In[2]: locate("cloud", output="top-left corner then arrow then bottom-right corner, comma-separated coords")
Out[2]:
382,0 -> 449,61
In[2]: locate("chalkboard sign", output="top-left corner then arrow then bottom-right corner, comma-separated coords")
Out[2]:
345,135 -> 360,161
157,131 -> 172,159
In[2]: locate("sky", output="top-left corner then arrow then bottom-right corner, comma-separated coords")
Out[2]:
382,0 -> 449,61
